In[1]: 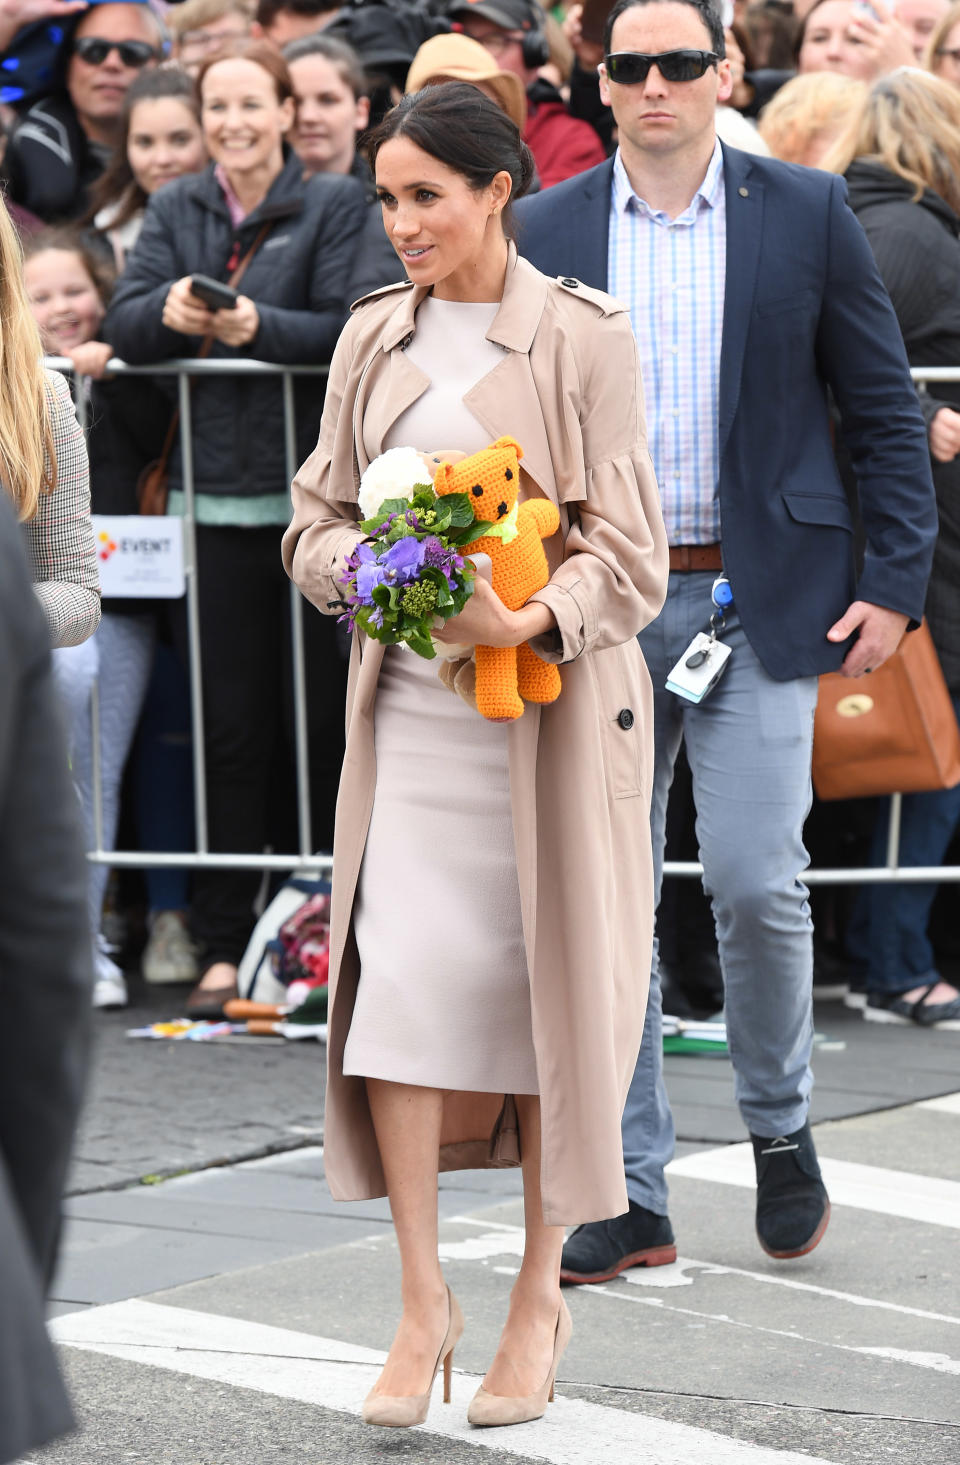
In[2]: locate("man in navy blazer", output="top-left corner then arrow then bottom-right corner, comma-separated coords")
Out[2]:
516,0 -> 937,1275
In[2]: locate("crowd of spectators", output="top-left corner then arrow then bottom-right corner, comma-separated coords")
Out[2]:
1,0 -> 958,1023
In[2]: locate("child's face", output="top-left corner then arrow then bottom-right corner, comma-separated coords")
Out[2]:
23,248 -> 105,354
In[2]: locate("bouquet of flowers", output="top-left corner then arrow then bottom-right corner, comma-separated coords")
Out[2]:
338,447 -> 493,659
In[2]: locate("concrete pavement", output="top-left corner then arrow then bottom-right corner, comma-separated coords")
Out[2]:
27,985 -> 960,1465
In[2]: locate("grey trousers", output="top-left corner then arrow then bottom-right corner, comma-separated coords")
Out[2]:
622,571 -> 819,1215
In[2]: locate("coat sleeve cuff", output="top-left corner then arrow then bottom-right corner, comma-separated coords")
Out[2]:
526,577 -> 593,663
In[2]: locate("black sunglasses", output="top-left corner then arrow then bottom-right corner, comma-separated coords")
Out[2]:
604,49 -> 719,84
72,36 -> 158,67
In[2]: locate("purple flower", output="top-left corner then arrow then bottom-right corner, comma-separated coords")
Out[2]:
369,606 -> 385,629
382,536 -> 425,584
422,536 -> 448,569
356,557 -> 386,602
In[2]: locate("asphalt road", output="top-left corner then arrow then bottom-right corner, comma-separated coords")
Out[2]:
25,982 -> 960,1465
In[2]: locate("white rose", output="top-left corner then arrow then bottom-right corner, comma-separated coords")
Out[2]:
358,447 -> 431,520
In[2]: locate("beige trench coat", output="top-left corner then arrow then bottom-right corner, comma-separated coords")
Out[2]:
282,249 -> 669,1226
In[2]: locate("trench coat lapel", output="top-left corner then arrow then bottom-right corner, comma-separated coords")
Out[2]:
718,144 -> 764,462
465,253 -> 563,503
352,253 -> 564,503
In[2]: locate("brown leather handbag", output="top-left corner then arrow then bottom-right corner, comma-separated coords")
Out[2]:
136,223 -> 271,515
812,619 -> 960,799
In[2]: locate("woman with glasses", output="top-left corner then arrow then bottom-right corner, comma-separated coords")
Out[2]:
105,39 -> 368,1019
1,0 -> 164,222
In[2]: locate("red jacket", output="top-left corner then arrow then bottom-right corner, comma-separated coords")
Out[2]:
523,83 -> 606,190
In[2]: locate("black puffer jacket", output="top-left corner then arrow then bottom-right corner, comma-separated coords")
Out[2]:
103,150 -> 367,504
845,160 -> 960,693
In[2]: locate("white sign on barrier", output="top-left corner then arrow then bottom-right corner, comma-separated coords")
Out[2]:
92,515 -> 185,599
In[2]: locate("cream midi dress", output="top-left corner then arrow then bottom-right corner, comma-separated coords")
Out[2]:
341,296 -> 539,1095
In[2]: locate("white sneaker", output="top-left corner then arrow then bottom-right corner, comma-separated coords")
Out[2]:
142,910 -> 199,985
93,936 -> 128,1009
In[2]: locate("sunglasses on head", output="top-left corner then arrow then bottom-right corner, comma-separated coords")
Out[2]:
72,36 -> 158,67
604,49 -> 719,84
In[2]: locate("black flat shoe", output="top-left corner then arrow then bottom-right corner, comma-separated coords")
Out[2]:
560,1201 -> 676,1284
864,983 -> 960,1027
751,1121 -> 830,1259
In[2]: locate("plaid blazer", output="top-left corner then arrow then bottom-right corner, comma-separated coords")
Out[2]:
23,370 -> 100,647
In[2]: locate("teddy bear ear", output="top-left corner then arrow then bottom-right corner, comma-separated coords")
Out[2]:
434,463 -> 452,493
492,435 -> 523,462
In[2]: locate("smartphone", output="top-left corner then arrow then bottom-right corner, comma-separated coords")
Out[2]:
189,274 -> 238,311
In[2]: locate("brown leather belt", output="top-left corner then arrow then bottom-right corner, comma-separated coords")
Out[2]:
668,543 -> 723,572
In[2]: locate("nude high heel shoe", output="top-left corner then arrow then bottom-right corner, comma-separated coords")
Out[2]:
467,1296 -> 573,1428
362,1286 -> 463,1428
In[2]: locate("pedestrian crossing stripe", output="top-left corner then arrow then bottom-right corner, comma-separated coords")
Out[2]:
50,1299 -> 848,1465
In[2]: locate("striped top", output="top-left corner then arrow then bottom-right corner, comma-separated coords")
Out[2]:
22,370 -> 101,647
608,141 -> 725,546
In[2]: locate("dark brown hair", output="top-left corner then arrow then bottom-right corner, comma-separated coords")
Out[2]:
365,83 -> 535,235
84,68 -> 202,233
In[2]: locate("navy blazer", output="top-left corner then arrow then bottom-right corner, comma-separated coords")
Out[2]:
515,145 -> 938,680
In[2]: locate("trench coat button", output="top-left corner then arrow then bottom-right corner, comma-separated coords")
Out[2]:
738,186 -> 749,198
560,276 -> 579,287
617,708 -> 635,730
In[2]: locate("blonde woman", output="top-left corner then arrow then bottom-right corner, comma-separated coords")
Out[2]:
758,70 -> 867,165
822,68 -> 960,1028
0,199 -> 99,648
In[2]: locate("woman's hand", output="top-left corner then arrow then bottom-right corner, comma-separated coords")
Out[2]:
432,574 -> 556,649
162,277 -> 215,338
846,0 -> 915,78
930,406 -> 960,463
210,295 -> 259,348
66,340 -> 113,379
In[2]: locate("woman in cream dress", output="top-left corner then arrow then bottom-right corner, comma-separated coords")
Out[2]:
283,85 -> 668,1433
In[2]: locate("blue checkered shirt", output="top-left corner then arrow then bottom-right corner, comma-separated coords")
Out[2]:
608,141 -> 726,546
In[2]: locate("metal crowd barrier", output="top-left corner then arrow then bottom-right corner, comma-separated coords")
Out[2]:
50,354 -> 332,878
49,356 -> 959,888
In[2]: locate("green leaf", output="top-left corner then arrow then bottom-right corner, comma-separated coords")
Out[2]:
441,493 -> 477,529
407,630 -> 436,659
456,520 -> 495,547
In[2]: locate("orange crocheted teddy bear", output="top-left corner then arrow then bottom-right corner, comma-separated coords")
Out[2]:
434,436 -> 562,722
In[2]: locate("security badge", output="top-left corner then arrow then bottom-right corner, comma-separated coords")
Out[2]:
666,575 -> 734,704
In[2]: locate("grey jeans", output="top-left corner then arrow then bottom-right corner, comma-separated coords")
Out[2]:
623,572 -> 819,1216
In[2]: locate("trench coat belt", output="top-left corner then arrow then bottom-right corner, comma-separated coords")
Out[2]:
668,543 -> 723,572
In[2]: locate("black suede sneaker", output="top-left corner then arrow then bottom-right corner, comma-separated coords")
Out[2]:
560,1201 -> 677,1284
751,1122 -> 830,1259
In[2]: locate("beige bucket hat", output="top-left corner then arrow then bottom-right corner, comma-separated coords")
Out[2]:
405,32 -> 528,132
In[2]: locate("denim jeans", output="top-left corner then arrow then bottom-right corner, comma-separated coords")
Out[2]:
622,573 -> 819,1216
848,693 -> 960,995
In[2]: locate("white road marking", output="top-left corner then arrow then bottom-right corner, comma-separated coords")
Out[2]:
50,1299 -> 846,1465
622,1257 -> 960,1325
441,1221 -> 960,1332
590,1286 -> 960,1378
917,1093 -> 960,1116
666,1145 -> 960,1229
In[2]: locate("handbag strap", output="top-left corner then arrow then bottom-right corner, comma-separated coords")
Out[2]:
151,221 -> 274,479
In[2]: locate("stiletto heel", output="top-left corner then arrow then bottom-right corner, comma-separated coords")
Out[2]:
468,1296 -> 572,1428
362,1286 -> 463,1428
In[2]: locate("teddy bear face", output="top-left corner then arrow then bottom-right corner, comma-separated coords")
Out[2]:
434,435 -> 523,524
